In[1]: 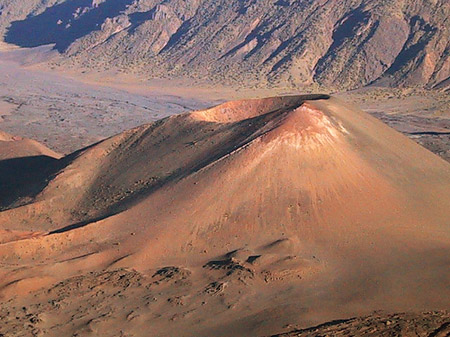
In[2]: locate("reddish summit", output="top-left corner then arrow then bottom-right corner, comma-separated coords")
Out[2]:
0,95 -> 449,336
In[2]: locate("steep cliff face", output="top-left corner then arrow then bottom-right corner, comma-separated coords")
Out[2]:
0,0 -> 62,37
1,0 -> 449,89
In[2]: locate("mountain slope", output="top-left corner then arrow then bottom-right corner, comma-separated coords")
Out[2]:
0,130 -> 60,160
0,95 -> 449,336
0,131 -> 61,213
1,0 -> 448,89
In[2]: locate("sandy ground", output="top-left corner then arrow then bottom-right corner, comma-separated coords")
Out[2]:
338,88 -> 450,161
275,311 -> 450,336
1,268 -> 448,337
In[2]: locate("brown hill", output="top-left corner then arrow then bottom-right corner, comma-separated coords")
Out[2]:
1,0 -> 449,89
0,131 -> 61,211
0,95 -> 449,336
0,130 -> 60,160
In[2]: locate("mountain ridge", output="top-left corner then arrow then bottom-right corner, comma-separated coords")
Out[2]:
0,0 -> 448,89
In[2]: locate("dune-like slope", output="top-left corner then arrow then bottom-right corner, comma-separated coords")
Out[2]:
0,95 -> 449,336
0,131 -> 61,244
0,130 -> 60,160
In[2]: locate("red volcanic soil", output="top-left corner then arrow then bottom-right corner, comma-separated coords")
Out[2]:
0,131 -> 60,243
0,95 -> 449,336
0,131 -> 60,160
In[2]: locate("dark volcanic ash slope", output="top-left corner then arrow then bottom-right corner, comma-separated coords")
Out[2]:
1,0 -> 449,89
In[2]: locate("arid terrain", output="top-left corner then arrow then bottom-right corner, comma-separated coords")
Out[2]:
0,0 -> 449,90
1,94 -> 449,336
0,0 -> 449,336
0,45 -> 213,154
0,46 -> 449,161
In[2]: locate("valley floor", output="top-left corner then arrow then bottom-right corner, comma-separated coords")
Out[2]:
0,45 -> 448,160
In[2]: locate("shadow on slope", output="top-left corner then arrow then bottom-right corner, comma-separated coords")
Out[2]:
5,0 -> 134,52
0,139 -> 100,211
48,94 -> 331,233
0,155 -> 59,209
86,96 -> 330,213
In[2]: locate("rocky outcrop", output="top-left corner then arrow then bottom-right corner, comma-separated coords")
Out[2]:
1,0 -> 449,89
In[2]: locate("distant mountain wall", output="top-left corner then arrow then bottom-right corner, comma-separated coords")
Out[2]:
1,0 -> 448,89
